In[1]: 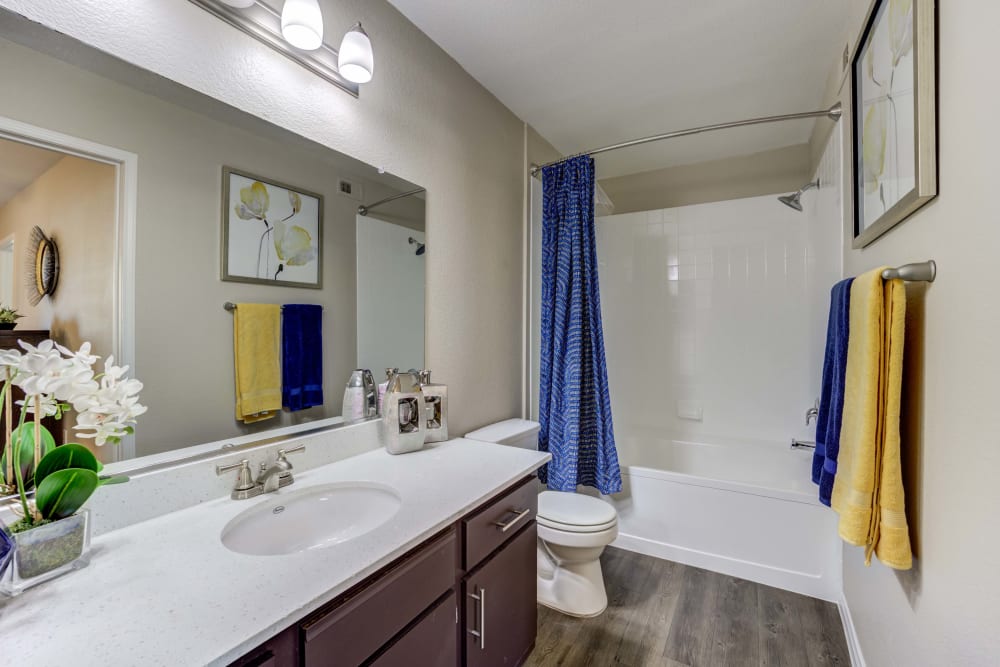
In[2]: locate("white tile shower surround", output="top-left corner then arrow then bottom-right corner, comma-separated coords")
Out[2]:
0,431 -> 549,666
596,192 -> 840,446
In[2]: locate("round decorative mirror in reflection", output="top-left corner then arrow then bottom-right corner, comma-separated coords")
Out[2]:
25,226 -> 59,306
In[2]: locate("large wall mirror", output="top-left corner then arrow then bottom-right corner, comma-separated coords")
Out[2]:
0,11 -> 425,474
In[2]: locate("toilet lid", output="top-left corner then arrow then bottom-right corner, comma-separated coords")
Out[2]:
537,491 -> 617,528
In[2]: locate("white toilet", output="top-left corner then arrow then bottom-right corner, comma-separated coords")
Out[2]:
465,419 -> 619,618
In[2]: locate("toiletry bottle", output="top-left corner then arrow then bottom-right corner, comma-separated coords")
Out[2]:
379,367 -> 397,415
379,371 -> 426,455
418,370 -> 448,444
341,370 -> 367,423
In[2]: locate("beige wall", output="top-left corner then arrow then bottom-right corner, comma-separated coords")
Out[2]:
599,144 -> 811,214
0,0 -> 528,455
828,2 -> 1000,664
523,126 -> 561,417
0,155 -> 115,358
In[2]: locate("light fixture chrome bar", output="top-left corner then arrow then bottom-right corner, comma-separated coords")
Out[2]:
358,187 -> 426,216
881,260 -> 936,282
186,0 -> 359,97
530,103 -> 842,177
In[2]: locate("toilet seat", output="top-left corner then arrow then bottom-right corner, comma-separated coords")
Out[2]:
537,491 -> 618,530
537,515 -> 618,533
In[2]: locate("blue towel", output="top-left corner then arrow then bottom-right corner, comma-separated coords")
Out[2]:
813,278 -> 853,506
281,304 -> 323,411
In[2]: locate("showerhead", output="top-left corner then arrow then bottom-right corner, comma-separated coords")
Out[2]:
777,179 -> 819,212
777,192 -> 804,212
408,237 -> 425,256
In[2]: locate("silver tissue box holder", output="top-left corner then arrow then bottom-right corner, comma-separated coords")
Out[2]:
380,371 -> 427,455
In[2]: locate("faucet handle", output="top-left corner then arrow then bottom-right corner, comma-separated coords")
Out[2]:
216,459 -> 259,499
275,445 -> 305,488
277,444 -> 305,461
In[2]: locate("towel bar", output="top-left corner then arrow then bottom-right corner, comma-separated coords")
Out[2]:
881,260 -> 935,282
223,302 -> 324,311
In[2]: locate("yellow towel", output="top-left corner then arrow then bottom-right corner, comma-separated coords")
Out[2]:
830,268 -> 912,570
233,303 -> 282,424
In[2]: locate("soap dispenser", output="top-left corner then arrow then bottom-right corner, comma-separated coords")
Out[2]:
379,371 -> 427,455
418,370 -> 448,443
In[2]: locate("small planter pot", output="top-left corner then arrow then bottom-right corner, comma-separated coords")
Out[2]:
0,323 -> 17,330
0,510 -> 91,596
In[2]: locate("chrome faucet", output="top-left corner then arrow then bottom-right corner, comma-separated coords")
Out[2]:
805,399 -> 819,426
216,445 -> 306,500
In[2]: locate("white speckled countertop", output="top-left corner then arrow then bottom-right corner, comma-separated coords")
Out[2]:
0,438 -> 550,666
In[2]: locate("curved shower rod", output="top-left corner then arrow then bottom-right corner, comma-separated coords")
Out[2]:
529,102 -> 842,178
358,187 -> 426,216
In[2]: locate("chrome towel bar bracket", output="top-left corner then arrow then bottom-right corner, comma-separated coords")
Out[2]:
881,260 -> 936,282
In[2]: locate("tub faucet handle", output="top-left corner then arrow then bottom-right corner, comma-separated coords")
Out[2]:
805,399 -> 819,426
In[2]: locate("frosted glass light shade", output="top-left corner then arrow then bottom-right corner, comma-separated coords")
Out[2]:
218,0 -> 256,8
281,0 -> 324,51
338,23 -> 374,83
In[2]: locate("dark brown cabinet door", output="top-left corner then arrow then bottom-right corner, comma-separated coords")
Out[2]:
370,591 -> 457,667
464,524 -> 537,667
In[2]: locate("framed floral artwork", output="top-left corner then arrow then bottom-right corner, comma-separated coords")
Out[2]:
851,0 -> 936,248
221,167 -> 323,288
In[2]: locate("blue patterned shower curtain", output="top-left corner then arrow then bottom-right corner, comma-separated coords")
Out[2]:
538,156 -> 622,495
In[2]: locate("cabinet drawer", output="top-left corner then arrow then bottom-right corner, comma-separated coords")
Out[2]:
302,528 -> 457,666
369,591 -> 457,667
463,477 -> 537,570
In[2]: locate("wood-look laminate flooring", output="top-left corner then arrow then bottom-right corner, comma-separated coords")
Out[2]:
525,547 -> 850,667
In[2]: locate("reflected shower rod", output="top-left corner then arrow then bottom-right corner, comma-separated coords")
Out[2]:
529,103 -> 843,177
358,187 -> 426,216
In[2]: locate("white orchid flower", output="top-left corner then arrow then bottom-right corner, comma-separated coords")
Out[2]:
72,356 -> 147,446
0,347 -> 21,381
16,393 -> 61,418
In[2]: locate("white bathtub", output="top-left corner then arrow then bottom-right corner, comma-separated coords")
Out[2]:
594,433 -> 842,601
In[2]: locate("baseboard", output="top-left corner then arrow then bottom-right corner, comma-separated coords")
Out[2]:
612,532 -> 839,602
837,593 -> 866,667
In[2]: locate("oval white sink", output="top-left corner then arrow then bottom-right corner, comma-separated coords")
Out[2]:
221,482 -> 401,556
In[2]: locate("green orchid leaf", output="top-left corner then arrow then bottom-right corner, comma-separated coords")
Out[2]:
35,468 -> 100,520
0,424 -> 56,487
34,444 -> 100,487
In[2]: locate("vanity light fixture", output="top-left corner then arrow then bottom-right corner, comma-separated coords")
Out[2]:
281,0 -> 324,51
187,0 -> 363,96
338,23 -> 374,83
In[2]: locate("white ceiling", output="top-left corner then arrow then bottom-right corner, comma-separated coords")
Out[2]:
0,138 -> 65,208
387,1 -> 847,178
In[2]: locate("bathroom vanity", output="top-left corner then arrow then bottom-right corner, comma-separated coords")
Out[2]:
231,476 -> 538,667
0,429 -> 549,666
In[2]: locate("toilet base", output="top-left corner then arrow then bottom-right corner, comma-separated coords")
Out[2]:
536,541 -> 609,617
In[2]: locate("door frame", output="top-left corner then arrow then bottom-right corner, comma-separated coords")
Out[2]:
0,115 -> 138,461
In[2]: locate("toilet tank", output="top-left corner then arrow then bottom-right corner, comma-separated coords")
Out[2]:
465,419 -> 540,450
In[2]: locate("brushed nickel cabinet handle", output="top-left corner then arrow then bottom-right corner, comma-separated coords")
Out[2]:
493,507 -> 531,533
467,587 -> 487,650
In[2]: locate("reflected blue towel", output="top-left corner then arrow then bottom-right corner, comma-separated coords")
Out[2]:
281,304 -> 323,411
813,278 -> 853,506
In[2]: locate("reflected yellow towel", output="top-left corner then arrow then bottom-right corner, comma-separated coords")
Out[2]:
233,303 -> 282,424
831,268 -> 912,570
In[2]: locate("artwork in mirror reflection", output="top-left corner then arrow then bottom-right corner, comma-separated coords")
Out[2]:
0,23 -> 425,465
222,168 -> 323,289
